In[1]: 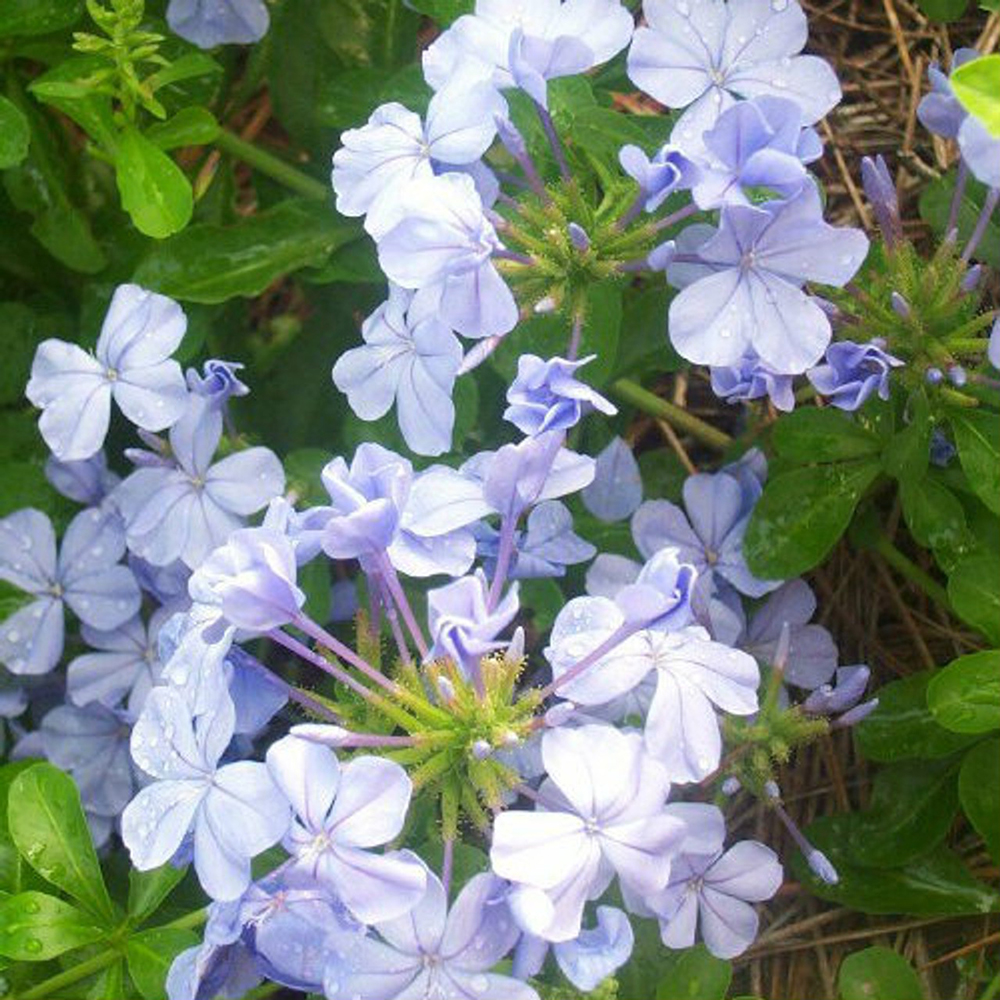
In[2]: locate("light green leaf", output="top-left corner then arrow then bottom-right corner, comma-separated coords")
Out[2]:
126,927 -> 200,1000
838,946 -> 925,1000
8,763 -> 114,924
0,892 -> 104,960
145,107 -> 220,151
0,96 -> 30,169
951,54 -> 1000,136
127,863 -> 188,926
115,126 -> 194,239
928,650 -> 1000,734
949,553 -> 1000,644
949,409 -> 1000,514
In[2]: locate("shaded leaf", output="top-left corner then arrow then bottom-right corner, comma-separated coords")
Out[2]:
959,739 -> 1000,864
0,892 -> 104,960
838,946 -> 925,1000
126,927 -> 200,1000
928,650 -> 1000,734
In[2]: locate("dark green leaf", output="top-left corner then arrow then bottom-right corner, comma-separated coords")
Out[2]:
915,0 -> 968,19
883,391 -> 931,485
519,578 -> 564,635
838,946 -> 925,1000
655,946 -> 732,1000
744,460 -> 881,578
115,126 -> 193,239
126,927 -> 200,1000
920,173 -> 999,268
928,650 -> 1000,734
127,864 -> 188,926
0,302 -> 37,406
0,96 -> 30,169
403,0 -> 474,24
791,814 -> 1000,915
959,739 -> 1000,863
300,557 -> 332,624
900,475 -> 975,570
615,285 -> 683,378
145,107 -> 220,150
8,763 -> 114,924
949,409 -> 1000,515
0,892 -> 104,960
773,407 -> 882,463
847,758 -> 959,867
133,200 -> 359,303
949,553 -> 1000,644
0,0 -> 82,36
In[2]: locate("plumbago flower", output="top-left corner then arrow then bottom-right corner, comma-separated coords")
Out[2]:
166,0 -> 270,48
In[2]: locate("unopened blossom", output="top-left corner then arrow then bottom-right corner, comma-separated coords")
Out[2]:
491,725 -> 685,941
504,354 -> 616,436
186,359 -> 249,408
26,284 -> 189,461
620,144 -> 699,212
807,340 -> 903,411
667,185 -> 870,374
123,685 -> 290,900
323,866 -> 534,1000
711,353 -> 796,412
332,284 -> 463,456
266,735 -> 426,924
45,451 -> 119,507
0,507 -> 140,675
628,0 -> 841,151
166,0 -> 269,47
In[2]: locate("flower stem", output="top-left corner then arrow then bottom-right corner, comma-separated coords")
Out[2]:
295,612 -> 397,695
379,555 -> 430,659
872,533 -> 951,610
611,378 -> 732,451
213,130 -> 330,201
536,103 -> 570,181
961,186 -> 1000,263
18,947 -> 121,1000
487,514 -> 519,614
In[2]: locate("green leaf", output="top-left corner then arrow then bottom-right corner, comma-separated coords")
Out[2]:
883,391 -> 931,485
773,407 -> 882,463
900,475 -> 975,570
838,946 -> 925,1000
300,557 -> 332,624
0,302 -> 38,406
133,200 -> 359,303
0,96 -> 30,170
856,671 -> 979,762
744,460 -> 881,578
126,927 -> 200,1000
920,172 -> 1000,268
928,650 -> 1000,734
403,0 -> 474,24
127,863 -> 188,926
8,763 -> 114,924
0,892 -> 104,960
615,286 -> 683,379
951,54 -> 1000,136
519,578 -> 564,635
949,553 -> 1000,644
847,758 -> 959,867
0,761 -> 36,896
959,739 -> 1000,864
115,126 -> 193,239
655,946 -> 733,1000
949,409 -> 1000,515
915,0 -> 968,20
0,0 -> 82,36
791,814 -> 1000,915
145,107 -> 220,151
28,56 -> 118,152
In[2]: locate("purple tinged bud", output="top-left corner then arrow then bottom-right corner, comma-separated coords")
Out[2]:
806,847 -> 840,885
721,776 -> 742,796
831,697 -> 879,729
506,626 -> 525,662
568,223 -> 591,252
763,780 -> 781,801
949,365 -> 967,387
545,701 -> 576,727
961,265 -> 982,292
926,366 -> 944,385
989,318 -> 1000,371
813,296 -> 840,320
772,622 -> 792,674
288,724 -> 352,747
534,296 -> 558,314
436,676 -> 457,705
495,115 -> 528,160
803,664 -> 870,714
890,292 -> 911,319
471,739 -> 492,759
648,240 -> 676,271
501,729 -> 519,747
860,155 -> 902,246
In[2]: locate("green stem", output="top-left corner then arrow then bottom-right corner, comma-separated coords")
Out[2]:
873,533 -> 952,610
980,969 -> 1000,1000
611,378 -> 732,451
213,130 -> 330,201
948,337 -> 990,354
17,947 -> 120,1000
160,908 -> 208,932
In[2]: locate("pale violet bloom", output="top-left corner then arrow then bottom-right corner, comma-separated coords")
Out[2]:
491,725 -> 684,942
427,570 -> 520,675
0,508 -> 140,675
632,471 -> 780,602
504,354 -> 616,436
582,437 -> 643,523
123,685 -> 290,900
332,285 -> 463,457
67,609 -> 171,715
628,0 -> 841,152
711,353 -> 796,412
332,85 -> 506,227
113,398 -> 284,569
166,0 -> 269,47
375,172 -> 519,339
546,605 -> 759,781
186,359 -> 249,408
989,318 -> 1000,371
423,0 -> 634,104
26,284 -> 189,461
478,501 -> 596,579
45,451 -> 120,507
807,339 -> 904,411
188,526 -> 305,633
265,735 -> 426,924
692,96 -> 822,209
619,144 -> 699,212
323,867 -> 534,1000
666,185 -> 870,374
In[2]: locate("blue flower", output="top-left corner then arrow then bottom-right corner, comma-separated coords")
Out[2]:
479,501 -> 597,579
710,353 -> 795,412
619,144 -> 699,212
807,339 -> 903,411
45,451 -> 119,507
166,0 -> 269,48
186,359 -> 249,409
666,185 -> 869,374
0,508 -> 141,675
26,284 -> 189,461
504,354 -> 616,436
582,437 -> 643,523
123,685 -> 290,900
332,285 -> 463,457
